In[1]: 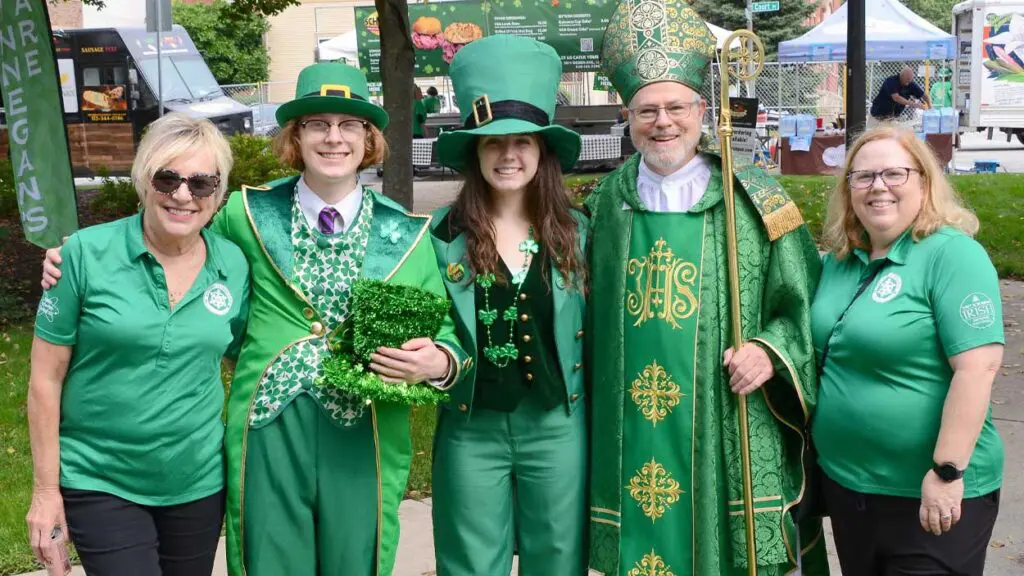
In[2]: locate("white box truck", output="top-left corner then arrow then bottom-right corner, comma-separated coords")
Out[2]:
952,0 -> 1024,145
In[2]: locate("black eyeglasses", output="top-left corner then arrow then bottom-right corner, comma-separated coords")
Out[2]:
151,168 -> 221,198
847,167 -> 919,189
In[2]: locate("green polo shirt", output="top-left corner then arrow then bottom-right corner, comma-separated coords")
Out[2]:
34,213 -> 250,506
810,227 -> 1004,498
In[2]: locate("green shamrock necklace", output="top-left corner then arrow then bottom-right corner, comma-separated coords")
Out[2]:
477,228 -> 539,367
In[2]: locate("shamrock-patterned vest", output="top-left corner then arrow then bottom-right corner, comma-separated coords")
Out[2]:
249,190 -> 374,429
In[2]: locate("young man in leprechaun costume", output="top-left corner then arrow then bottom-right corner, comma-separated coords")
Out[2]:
427,36 -> 589,575
210,62 -> 469,575
586,1 -> 829,574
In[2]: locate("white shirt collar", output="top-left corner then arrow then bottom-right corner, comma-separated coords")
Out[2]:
635,154 -> 712,213
296,175 -> 363,234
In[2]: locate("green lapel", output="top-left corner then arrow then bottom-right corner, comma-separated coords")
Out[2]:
360,191 -> 432,281
429,207 -> 477,350
242,175 -> 300,279
552,211 -> 588,387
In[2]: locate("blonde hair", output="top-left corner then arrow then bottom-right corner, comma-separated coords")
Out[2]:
823,124 -> 979,259
131,113 -> 233,204
272,117 -> 388,172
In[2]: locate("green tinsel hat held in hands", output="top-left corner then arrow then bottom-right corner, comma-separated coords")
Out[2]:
599,0 -> 718,106
435,34 -> 582,173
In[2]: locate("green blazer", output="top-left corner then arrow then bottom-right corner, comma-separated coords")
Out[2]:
429,206 -> 587,417
210,176 -> 469,576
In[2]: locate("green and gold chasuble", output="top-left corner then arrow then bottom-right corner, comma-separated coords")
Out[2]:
586,154 -> 828,576
210,176 -> 469,576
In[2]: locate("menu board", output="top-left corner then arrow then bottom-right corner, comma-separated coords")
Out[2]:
355,0 -> 616,81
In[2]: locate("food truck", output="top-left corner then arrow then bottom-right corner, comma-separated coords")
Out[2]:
1,25 -> 252,175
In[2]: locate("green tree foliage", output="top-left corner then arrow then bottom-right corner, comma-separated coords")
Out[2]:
691,0 -> 818,59
172,0 -> 270,85
902,0 -> 956,34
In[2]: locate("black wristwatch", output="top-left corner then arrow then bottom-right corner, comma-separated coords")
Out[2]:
932,462 -> 965,482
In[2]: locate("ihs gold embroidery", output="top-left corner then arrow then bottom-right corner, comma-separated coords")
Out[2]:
630,360 -> 683,426
626,238 -> 698,328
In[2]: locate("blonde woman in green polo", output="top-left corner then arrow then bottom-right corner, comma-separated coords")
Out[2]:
27,113 -> 247,575
428,35 -> 589,575
811,124 -> 1004,575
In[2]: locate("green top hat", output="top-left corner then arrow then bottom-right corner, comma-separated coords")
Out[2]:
276,62 -> 389,129
600,0 -> 717,105
436,35 -> 582,173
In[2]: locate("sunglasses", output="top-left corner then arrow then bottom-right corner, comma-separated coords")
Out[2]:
151,168 -> 221,198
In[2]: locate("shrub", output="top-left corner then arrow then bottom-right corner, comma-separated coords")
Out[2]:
90,167 -> 139,219
0,157 -> 18,218
227,134 -> 296,193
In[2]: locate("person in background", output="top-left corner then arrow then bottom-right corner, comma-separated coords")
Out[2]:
870,65 -> 932,121
812,124 -> 1003,576
424,86 -> 442,114
930,68 -> 954,109
428,35 -> 589,575
27,113 -> 248,576
414,85 -> 428,138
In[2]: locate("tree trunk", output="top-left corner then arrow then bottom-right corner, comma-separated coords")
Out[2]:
375,0 -> 415,210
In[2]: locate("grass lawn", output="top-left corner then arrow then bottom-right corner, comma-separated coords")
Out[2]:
0,324 -> 42,576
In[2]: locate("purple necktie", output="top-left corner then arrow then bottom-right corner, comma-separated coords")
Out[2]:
318,207 -> 340,235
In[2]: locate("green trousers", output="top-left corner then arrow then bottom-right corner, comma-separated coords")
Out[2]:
432,395 -> 588,576
243,395 -> 378,575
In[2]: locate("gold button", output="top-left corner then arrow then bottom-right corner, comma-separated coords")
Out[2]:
520,313 -> 529,322
524,355 -> 533,364
458,403 -> 469,412
574,362 -> 582,371
303,307 -> 315,320
571,393 -> 579,401
519,293 -> 527,302
311,321 -> 324,336
522,334 -> 532,343
576,329 -> 584,339
526,373 -> 534,381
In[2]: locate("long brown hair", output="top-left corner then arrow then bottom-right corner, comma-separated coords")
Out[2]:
447,136 -> 586,292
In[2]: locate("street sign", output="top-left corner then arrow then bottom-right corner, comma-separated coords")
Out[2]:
752,1 -> 780,13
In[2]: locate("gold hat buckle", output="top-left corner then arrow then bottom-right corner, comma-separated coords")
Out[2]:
472,94 -> 493,127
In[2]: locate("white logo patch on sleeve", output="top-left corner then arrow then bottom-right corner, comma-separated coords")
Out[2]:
871,272 -> 902,303
37,294 -> 60,322
203,283 -> 234,316
960,293 -> 996,329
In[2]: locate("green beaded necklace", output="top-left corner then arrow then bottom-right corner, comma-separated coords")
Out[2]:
477,228 -> 539,367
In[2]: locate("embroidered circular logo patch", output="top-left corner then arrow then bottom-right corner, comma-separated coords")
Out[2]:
871,272 -> 902,303
203,283 -> 233,316
959,292 -> 996,329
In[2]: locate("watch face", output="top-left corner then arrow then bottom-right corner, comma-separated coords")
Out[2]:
935,464 -> 962,481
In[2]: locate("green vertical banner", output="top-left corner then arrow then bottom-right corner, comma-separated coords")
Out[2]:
0,0 -> 78,248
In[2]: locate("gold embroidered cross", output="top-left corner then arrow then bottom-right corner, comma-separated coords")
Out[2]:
630,361 -> 683,426
627,549 -> 676,576
628,458 -> 683,522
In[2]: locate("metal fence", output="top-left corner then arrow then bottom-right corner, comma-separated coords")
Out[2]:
222,60 -> 953,138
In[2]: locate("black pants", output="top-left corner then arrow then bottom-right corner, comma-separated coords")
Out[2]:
62,488 -> 224,576
823,473 -> 999,576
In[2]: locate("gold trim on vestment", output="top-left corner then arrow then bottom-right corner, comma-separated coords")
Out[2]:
591,517 -> 622,527
729,505 -> 784,515
591,506 -> 621,516
729,495 -> 784,505
691,212 -> 706,576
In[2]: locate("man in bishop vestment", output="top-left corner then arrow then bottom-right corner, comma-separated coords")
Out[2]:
586,1 -> 830,574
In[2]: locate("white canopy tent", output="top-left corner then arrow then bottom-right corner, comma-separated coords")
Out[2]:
778,0 -> 955,62
318,29 -> 358,64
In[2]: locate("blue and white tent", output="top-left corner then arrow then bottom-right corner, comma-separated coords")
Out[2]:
778,0 -> 956,62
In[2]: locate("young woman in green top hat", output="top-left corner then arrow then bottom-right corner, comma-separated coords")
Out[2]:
428,35 -> 589,575
42,61 -> 472,576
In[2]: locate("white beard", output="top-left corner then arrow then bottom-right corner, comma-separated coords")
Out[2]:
633,130 -> 701,174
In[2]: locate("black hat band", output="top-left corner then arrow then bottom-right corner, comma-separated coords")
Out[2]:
463,96 -> 549,130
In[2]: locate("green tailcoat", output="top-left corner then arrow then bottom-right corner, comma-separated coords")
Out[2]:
585,154 -> 827,575
211,177 -> 469,576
